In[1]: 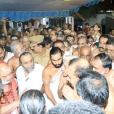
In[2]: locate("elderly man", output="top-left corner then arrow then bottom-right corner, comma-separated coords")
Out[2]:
0,62 -> 19,114
21,36 -> 32,53
29,35 -> 50,67
16,52 -> 44,96
8,41 -> 25,77
76,71 -> 109,108
91,53 -> 114,113
78,45 -> 92,62
59,58 -> 91,100
43,47 -> 64,110
47,100 -> 105,114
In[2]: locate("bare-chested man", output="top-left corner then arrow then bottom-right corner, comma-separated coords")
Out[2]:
8,41 -> 25,77
42,47 -> 63,110
92,34 -> 109,57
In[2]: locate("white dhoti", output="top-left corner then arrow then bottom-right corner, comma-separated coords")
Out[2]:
44,68 -> 63,111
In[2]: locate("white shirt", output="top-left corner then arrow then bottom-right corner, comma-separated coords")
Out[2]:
4,52 -> 14,63
16,63 -> 44,96
112,62 -> 114,70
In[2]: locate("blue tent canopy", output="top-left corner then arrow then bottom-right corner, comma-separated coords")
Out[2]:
0,0 -> 101,21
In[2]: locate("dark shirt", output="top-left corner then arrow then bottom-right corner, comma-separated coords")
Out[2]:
4,46 -> 11,52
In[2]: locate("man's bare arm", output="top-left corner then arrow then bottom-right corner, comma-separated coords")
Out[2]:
7,59 -> 16,77
42,68 -> 57,105
2,18 -> 8,36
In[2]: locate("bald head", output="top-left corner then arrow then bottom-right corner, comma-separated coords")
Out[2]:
79,45 -> 91,62
68,58 -> 91,78
0,62 -> 12,85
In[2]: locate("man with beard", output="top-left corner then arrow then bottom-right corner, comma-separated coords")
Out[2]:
43,47 -> 63,110
16,52 -> 44,96
8,41 -> 25,77
0,44 -> 14,63
92,34 -> 109,57
0,62 -> 19,114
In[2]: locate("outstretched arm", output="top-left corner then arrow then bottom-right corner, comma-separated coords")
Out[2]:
2,18 -> 8,36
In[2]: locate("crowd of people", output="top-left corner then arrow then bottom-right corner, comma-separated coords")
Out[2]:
0,17 -> 114,114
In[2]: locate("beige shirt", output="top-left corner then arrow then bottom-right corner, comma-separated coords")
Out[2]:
32,49 -> 50,67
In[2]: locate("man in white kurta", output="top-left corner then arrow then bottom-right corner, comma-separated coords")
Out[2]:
16,52 -> 44,96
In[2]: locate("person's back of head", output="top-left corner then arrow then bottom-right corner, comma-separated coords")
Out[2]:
19,89 -> 45,114
76,71 -> 109,108
47,100 -> 105,114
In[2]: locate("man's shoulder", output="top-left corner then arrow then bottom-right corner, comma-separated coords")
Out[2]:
16,65 -> 23,72
35,63 -> 44,69
8,56 -> 18,62
43,63 -> 53,72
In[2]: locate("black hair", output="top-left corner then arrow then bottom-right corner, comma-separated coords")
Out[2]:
19,52 -> 33,64
19,89 -> 45,114
85,23 -> 89,26
51,30 -> 58,36
94,53 -> 112,70
66,35 -> 75,41
76,71 -> 109,107
63,40 -> 71,47
77,31 -> 84,35
106,38 -> 114,46
11,35 -> 19,39
43,37 -> 52,45
52,40 -> 64,48
0,44 -> 5,50
50,47 -> 63,58
87,35 -> 94,43
37,42 -> 45,48
99,34 -> 110,41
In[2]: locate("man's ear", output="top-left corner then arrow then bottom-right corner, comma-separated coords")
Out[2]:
104,68 -> 110,74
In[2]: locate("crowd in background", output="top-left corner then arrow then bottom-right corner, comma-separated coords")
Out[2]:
0,17 -> 114,114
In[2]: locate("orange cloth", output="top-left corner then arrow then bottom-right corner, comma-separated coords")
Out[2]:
0,77 -> 18,106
